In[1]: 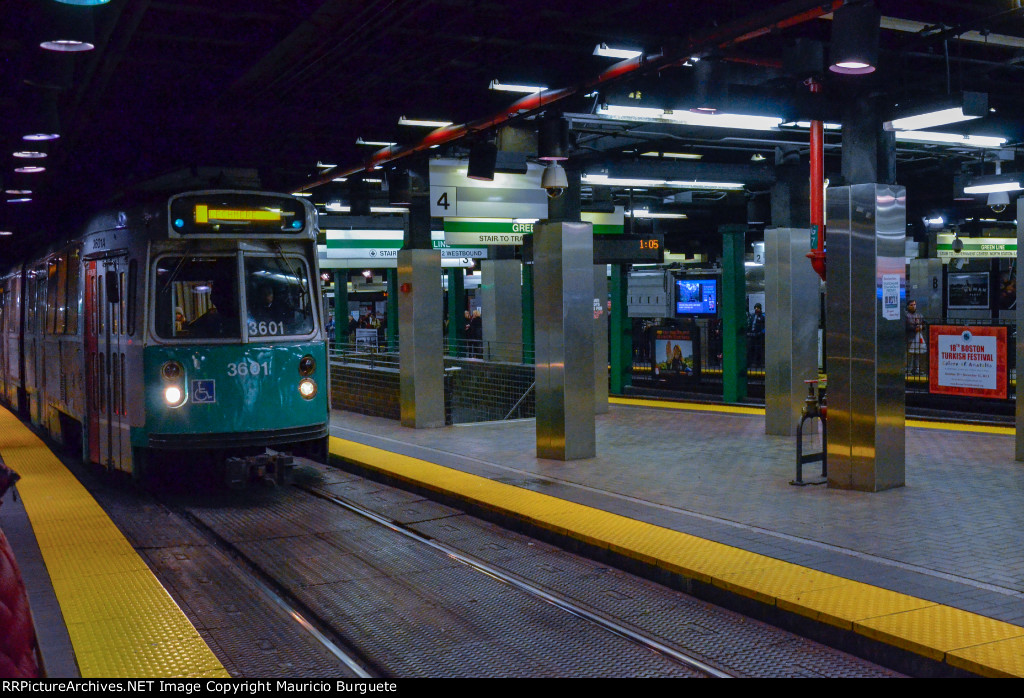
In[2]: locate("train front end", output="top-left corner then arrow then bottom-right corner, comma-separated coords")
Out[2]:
135,191 -> 329,485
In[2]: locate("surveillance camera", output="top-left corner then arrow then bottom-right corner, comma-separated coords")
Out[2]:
541,162 -> 568,198
951,237 -> 964,253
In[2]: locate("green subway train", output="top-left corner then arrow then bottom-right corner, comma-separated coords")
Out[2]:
0,190 -> 329,485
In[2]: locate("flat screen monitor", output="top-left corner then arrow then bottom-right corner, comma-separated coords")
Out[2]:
675,278 -> 718,317
947,271 -> 990,310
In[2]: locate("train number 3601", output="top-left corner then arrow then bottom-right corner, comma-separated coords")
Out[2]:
248,320 -> 287,336
227,361 -> 272,377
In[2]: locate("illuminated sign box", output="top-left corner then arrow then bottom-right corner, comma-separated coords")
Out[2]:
168,193 -> 308,237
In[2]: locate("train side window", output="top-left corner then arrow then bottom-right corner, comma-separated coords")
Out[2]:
126,259 -> 137,336
46,259 -> 58,334
66,248 -> 81,335
54,255 -> 68,334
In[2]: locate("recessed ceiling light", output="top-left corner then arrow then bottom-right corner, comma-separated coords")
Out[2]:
23,133 -> 60,142
0,231 -> 13,236
7,198 -> 33,203
40,39 -> 95,52
5,190 -> 32,195
15,166 -> 45,173
14,151 -> 47,158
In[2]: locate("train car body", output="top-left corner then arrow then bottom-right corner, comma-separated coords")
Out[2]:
0,190 -> 329,483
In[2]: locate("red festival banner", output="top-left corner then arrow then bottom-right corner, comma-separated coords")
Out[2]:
929,325 -> 1007,399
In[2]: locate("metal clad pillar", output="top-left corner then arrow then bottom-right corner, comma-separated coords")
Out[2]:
481,259 -> 522,362
609,264 -> 631,394
825,184 -> 906,490
721,224 -> 747,403
1016,197 -> 1024,460
534,220 -> 595,460
398,249 -> 444,428
593,264 -> 609,414
764,228 -> 820,435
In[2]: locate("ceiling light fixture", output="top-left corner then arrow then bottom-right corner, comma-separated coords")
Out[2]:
593,43 -> 643,59
583,174 -> 743,190
641,152 -> 703,160
13,151 -> 47,159
963,176 -> 1022,195
885,92 -> 987,131
489,80 -> 547,94
829,1 -> 880,74
356,138 -> 397,147
596,104 -> 782,131
14,166 -> 45,174
626,209 -> 687,219
398,117 -> 453,128
40,3 -> 96,52
894,131 -> 1006,148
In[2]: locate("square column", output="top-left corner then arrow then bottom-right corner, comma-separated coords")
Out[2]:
764,228 -> 820,435
398,249 -> 444,428
825,184 -> 906,491
534,220 -> 595,460
480,259 -> 522,362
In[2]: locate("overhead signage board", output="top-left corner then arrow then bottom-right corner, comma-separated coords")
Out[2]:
936,234 -> 1017,259
321,230 -> 487,260
317,251 -> 477,269
443,208 -> 625,246
429,159 -> 547,219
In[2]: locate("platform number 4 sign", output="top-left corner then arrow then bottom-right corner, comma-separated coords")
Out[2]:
430,186 -> 457,217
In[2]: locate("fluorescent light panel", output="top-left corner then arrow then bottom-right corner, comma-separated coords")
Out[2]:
593,44 -> 642,59
626,209 -> 687,219
597,104 -> 782,131
356,138 -> 397,147
886,107 -> 980,131
963,180 -> 1022,194
641,151 -> 702,160
489,80 -> 547,94
584,174 -> 743,190
398,117 -> 453,127
894,131 -> 1006,148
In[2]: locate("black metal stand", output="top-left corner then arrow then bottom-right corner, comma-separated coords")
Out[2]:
792,379 -> 827,486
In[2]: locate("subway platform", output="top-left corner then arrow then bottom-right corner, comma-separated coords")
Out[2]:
327,398 -> 1024,678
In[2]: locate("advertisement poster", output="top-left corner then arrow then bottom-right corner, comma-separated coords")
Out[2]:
652,327 -> 699,378
947,272 -> 990,309
929,325 -> 1007,399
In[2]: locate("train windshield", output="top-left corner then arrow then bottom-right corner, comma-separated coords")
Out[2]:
244,255 -> 315,338
154,255 -> 240,339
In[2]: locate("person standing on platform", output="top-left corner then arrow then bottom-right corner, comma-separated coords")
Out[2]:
747,303 -> 765,368
905,299 -> 927,376
468,308 -> 482,358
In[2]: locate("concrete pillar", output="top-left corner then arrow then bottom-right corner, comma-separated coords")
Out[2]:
534,220 -> 595,460
593,264 -> 609,414
825,184 -> 906,490
397,249 -> 444,428
721,225 -> 748,403
480,259 -> 522,362
764,228 -> 820,435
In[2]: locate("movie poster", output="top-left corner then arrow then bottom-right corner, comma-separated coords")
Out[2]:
652,327 -> 698,377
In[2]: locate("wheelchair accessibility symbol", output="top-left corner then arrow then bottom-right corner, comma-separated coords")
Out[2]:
191,379 -> 216,404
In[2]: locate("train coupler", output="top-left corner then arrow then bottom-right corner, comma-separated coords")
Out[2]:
225,451 -> 295,488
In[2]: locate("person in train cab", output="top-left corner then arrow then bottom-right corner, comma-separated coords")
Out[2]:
188,280 -> 238,338
174,306 -> 186,331
905,299 -> 927,376
253,283 -> 287,323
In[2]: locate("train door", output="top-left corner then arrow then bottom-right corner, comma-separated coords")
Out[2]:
84,256 -> 130,471
24,264 -> 46,426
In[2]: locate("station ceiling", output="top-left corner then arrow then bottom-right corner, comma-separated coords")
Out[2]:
2,1 -> 1023,259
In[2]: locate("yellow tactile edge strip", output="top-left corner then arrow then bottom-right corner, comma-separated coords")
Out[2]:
330,435 -> 1024,678
0,408 -> 229,679
609,396 -> 1015,435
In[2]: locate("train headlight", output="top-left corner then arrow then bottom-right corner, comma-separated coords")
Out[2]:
298,378 -> 317,399
161,360 -> 184,381
299,355 -> 316,376
164,385 -> 185,407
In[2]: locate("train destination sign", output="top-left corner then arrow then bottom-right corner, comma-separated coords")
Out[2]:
169,193 -> 308,236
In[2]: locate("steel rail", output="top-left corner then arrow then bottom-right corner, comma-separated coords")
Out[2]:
299,483 -> 735,678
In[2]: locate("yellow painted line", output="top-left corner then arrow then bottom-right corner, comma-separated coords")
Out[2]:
330,435 -> 1024,676
609,396 -> 764,415
0,408 -> 228,679
610,396 -> 1015,434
